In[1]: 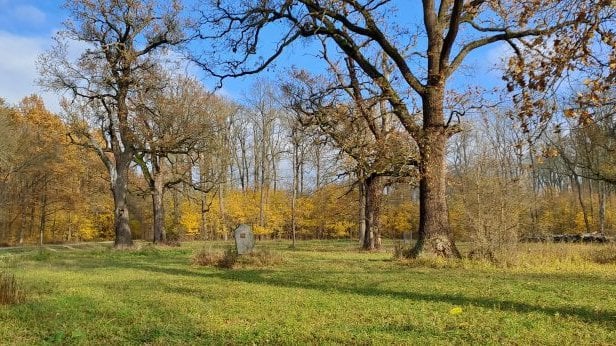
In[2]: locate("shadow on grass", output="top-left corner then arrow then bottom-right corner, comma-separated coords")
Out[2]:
77,256 -> 616,328
214,270 -> 615,326
16,242 -> 611,329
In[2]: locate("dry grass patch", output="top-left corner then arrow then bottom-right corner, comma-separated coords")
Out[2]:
192,247 -> 283,269
585,244 -> 616,264
0,272 -> 24,305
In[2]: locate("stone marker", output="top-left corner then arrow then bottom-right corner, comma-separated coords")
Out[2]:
234,224 -> 255,255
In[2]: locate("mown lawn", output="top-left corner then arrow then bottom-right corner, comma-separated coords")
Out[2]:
0,240 -> 615,344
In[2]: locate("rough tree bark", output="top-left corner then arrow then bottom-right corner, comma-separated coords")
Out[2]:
363,174 -> 383,250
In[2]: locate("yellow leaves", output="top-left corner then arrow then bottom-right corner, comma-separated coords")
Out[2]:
381,201 -> 418,239
180,201 -> 201,236
326,220 -> 355,237
77,217 -> 98,241
253,225 -> 272,236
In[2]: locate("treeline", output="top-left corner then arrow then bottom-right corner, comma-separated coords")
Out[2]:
2,91 -> 615,250
0,96 -> 112,246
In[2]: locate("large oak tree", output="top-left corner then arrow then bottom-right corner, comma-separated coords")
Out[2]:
197,0 -> 616,257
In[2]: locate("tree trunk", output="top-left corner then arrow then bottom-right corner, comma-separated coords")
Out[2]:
200,198 -> 207,239
599,181 -> 606,234
358,177 -> 366,246
39,189 -> 47,246
411,89 -> 460,258
112,158 -> 133,248
152,172 -> 165,244
291,138 -> 299,248
218,187 -> 227,240
363,175 -> 383,250
18,194 -> 27,245
573,174 -> 591,233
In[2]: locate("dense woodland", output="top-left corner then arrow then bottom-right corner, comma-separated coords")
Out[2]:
1,0 -> 616,260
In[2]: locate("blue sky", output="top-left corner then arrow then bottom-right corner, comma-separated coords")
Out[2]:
0,0 -> 508,113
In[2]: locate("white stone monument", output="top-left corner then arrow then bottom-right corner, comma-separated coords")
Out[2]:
234,224 -> 255,255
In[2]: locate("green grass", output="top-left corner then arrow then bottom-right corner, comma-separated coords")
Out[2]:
1,240 -> 615,344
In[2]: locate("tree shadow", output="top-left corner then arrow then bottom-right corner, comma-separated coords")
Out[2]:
36,250 -> 616,328
209,269 -> 616,327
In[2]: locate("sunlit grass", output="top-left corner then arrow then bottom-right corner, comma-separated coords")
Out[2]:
0,240 -> 615,344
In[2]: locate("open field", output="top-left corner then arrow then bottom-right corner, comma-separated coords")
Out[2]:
1,240 -> 615,344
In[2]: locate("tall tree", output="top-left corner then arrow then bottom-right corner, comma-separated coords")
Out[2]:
283,63 -> 418,250
39,0 -> 185,248
198,0 -> 616,257
133,72 -> 218,244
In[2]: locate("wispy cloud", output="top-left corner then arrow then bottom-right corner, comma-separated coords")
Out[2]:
13,5 -> 47,26
0,31 -> 61,112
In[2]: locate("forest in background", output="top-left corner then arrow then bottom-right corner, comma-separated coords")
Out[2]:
0,0 -> 615,261
2,87 -> 615,258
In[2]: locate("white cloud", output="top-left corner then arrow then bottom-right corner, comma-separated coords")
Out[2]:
13,5 -> 47,26
0,31 -> 62,112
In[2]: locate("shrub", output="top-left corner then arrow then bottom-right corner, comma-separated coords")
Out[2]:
0,272 -> 24,305
192,247 -> 283,269
586,245 -> 616,264
243,249 -> 284,267
392,241 -> 413,259
217,248 -> 239,269
192,248 -> 223,267
192,247 -> 237,269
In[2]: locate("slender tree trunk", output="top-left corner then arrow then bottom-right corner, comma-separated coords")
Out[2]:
201,197 -> 209,239
112,156 -> 133,248
218,187 -> 227,240
588,179 -> 594,220
172,189 -> 181,232
18,194 -> 27,245
28,204 -> 36,241
152,172 -> 165,244
39,189 -> 47,246
574,174 -> 591,233
291,138 -> 299,248
358,177 -> 366,245
411,89 -> 460,258
599,181 -> 606,234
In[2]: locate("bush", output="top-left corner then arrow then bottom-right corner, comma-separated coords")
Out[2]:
216,248 -> 238,269
0,272 -> 24,305
192,248 -> 223,267
586,245 -> 616,264
243,249 -> 284,267
192,247 -> 237,269
392,241 -> 412,259
192,247 -> 283,269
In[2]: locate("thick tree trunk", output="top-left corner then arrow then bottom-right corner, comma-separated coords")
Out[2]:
411,89 -> 460,258
363,175 -> 383,250
112,158 -> 133,248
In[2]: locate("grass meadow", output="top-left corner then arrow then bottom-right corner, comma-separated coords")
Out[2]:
0,240 -> 615,344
